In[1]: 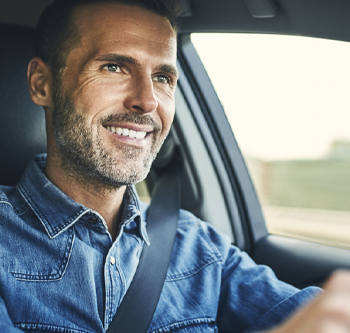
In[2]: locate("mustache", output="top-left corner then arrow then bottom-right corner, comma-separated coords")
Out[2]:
101,112 -> 161,131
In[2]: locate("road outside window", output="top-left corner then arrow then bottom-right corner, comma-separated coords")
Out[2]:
192,33 -> 350,249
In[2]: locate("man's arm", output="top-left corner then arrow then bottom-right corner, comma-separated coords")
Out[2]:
271,270 -> 350,333
0,297 -> 23,333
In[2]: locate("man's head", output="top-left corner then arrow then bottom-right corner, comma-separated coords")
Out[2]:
28,0 -> 181,190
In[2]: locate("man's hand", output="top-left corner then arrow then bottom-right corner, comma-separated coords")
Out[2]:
272,270 -> 350,333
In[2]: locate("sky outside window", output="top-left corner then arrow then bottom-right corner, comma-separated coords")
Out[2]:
191,33 -> 350,161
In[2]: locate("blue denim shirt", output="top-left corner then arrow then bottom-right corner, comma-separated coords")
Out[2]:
0,155 -> 319,333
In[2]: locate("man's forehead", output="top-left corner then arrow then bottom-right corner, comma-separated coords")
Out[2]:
73,3 -> 176,42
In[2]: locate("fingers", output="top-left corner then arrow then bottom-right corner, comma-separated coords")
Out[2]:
318,318 -> 350,333
319,270 -> 350,328
273,270 -> 350,333
309,271 -> 350,332
323,270 -> 350,293
315,294 -> 350,329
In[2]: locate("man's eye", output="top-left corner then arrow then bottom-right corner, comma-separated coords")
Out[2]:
153,75 -> 170,84
103,64 -> 121,73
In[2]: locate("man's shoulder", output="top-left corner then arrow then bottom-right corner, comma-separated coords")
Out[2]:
0,186 -> 14,210
0,155 -> 46,214
139,200 -> 235,260
0,184 -> 36,238
138,199 -> 204,226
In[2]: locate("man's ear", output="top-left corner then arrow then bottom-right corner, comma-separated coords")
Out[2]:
27,57 -> 52,108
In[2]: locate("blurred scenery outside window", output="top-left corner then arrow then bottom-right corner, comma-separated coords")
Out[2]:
192,33 -> 350,249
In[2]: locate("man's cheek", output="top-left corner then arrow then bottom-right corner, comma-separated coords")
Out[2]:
162,110 -> 175,134
73,78 -> 125,112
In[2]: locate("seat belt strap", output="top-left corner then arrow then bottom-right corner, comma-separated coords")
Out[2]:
106,147 -> 181,333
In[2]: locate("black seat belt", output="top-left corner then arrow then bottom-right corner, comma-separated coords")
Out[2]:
106,147 -> 181,333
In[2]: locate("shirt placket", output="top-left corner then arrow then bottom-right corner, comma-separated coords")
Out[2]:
104,243 -> 123,329
103,220 -> 144,330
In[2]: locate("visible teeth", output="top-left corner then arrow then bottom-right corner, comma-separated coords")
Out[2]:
106,126 -> 147,139
129,130 -> 136,138
136,131 -> 146,139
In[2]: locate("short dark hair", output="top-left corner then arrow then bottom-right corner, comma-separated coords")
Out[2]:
35,0 -> 183,80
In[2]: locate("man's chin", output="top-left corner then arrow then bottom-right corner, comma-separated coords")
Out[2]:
95,160 -> 152,189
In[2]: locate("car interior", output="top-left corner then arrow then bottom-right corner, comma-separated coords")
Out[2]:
1,0 -> 350,292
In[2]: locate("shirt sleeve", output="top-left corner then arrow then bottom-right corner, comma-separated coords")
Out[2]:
201,222 -> 321,333
0,297 -> 24,333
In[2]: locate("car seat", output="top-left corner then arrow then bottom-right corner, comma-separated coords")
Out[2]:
0,24 -> 47,186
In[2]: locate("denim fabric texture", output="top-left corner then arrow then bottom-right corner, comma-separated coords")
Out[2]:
0,155 -> 320,333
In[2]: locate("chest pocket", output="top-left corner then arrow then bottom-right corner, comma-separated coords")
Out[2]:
5,227 -> 75,282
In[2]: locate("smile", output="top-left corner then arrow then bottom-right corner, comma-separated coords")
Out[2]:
105,125 -> 147,139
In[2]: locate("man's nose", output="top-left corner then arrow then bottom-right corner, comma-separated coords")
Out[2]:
123,76 -> 158,114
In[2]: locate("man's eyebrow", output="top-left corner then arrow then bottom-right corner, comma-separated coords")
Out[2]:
95,54 -> 139,65
156,64 -> 179,79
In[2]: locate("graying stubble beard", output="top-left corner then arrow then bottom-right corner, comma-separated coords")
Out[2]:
51,85 -> 166,191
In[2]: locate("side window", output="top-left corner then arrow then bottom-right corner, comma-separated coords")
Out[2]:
135,181 -> 150,204
192,33 -> 350,249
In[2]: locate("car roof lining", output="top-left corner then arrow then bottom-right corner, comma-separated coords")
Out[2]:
2,0 -> 350,43
180,0 -> 350,43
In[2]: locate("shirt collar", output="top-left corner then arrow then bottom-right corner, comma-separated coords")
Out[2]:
119,185 -> 150,245
18,154 -> 149,244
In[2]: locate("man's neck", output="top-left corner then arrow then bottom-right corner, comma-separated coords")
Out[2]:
44,155 -> 126,241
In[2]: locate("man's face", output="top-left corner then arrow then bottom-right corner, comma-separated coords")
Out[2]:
51,3 -> 178,189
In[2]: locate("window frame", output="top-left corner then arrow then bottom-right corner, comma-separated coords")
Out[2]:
178,34 -> 268,254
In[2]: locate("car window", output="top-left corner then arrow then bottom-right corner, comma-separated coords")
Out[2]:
192,33 -> 350,249
135,181 -> 151,204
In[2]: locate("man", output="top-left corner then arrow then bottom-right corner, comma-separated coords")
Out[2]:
1,0 -> 350,332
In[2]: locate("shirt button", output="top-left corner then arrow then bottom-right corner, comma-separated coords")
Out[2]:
88,216 -> 99,225
110,256 -> 116,266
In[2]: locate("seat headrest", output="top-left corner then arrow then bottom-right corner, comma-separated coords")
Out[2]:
0,24 -> 47,186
